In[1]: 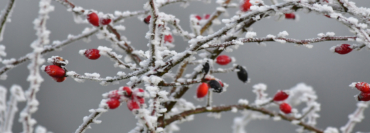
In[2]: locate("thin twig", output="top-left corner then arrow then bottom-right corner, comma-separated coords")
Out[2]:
199,0 -> 231,35
0,0 -> 15,42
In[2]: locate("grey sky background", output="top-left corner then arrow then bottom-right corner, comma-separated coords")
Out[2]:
0,0 -> 370,133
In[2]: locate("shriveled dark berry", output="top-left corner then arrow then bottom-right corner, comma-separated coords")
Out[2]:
236,65 -> 248,83
208,80 -> 222,93
358,92 -> 370,101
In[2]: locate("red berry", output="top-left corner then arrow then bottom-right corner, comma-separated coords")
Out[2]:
122,86 -> 132,97
216,55 -> 232,65
107,98 -> 120,109
132,96 -> 145,105
334,44 -> 352,55
279,102 -> 292,114
144,15 -> 151,24
44,65 -> 66,78
87,12 -> 100,27
355,82 -> 370,93
84,49 -> 100,60
164,34 -> 174,43
285,13 -> 296,19
127,100 -> 140,111
132,88 -> 145,102
241,0 -> 252,12
273,90 -> 289,101
100,18 -> 111,25
197,83 -> 209,98
357,92 -> 370,101
52,77 -> 66,82
195,15 -> 202,20
204,14 -> 210,19
108,90 -> 121,99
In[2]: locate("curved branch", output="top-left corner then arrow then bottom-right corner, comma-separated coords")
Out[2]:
160,104 -> 323,133
206,36 -> 357,48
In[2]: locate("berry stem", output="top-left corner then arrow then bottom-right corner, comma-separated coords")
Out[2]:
206,91 -> 213,107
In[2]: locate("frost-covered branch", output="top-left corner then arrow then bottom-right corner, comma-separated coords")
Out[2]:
0,0 -> 15,42
206,36 -> 357,48
104,25 -> 142,65
199,0 -> 231,35
340,101 -> 370,133
158,79 -> 201,87
75,101 -> 108,133
160,104 -> 323,133
148,0 -> 160,67
0,27 -> 97,77
104,50 -> 138,71
1,85 -> 25,133
20,1 -> 54,132
298,3 -> 370,47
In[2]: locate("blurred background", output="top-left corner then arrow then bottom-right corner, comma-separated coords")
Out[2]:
0,0 -> 370,132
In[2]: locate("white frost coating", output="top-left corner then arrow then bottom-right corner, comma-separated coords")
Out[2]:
207,113 -> 221,119
274,39 -> 286,44
97,46 -> 112,56
20,0 -> 54,132
245,32 -> 257,38
35,125 -> 51,133
47,56 -> 68,65
1,85 -> 25,133
291,120 -> 300,125
277,31 -> 289,37
238,99 -> 249,105
273,116 -> 281,121
252,83 -> 269,105
231,107 -> 238,113
286,83 -> 315,106
326,32 -> 335,37
84,73 -> 101,78
266,34 -> 275,38
79,49 -> 86,55
324,127 -> 339,133
114,25 -> 126,31
349,82 -> 356,89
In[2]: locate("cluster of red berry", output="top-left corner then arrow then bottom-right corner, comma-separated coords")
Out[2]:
355,82 -> 370,101
143,15 -> 174,43
87,11 -> 112,27
241,0 -> 296,19
195,14 -> 211,21
106,86 -> 145,111
196,55 -> 249,98
273,90 -> 292,114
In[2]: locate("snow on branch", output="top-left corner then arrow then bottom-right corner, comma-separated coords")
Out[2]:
205,36 -> 357,48
1,85 -> 25,133
340,101 -> 370,133
20,0 -> 54,132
